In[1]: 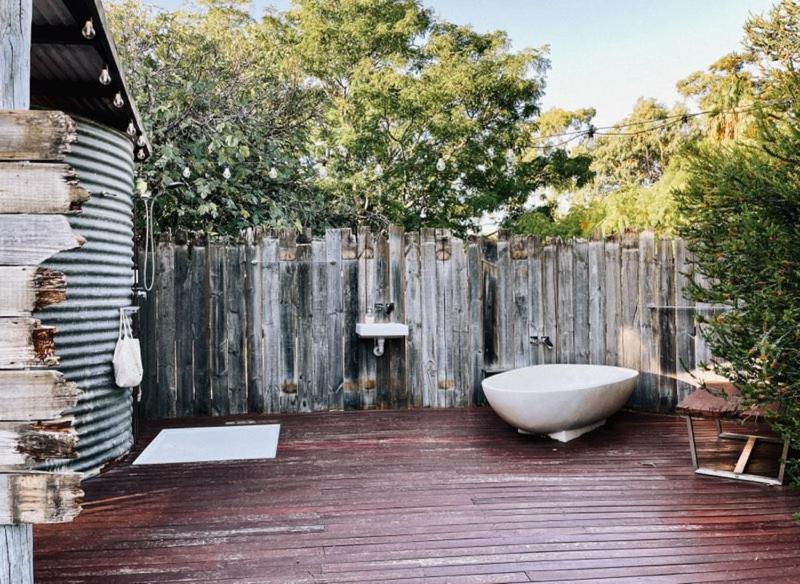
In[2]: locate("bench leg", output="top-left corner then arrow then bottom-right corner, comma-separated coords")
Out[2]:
777,438 -> 790,485
685,416 -> 698,469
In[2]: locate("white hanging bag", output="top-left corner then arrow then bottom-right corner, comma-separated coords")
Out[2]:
113,309 -> 143,388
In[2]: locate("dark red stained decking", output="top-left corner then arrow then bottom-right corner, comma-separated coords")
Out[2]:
35,409 -> 800,583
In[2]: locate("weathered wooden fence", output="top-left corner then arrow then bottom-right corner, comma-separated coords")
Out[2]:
138,228 -> 711,419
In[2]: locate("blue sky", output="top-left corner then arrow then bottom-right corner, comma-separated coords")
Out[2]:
152,0 -> 776,126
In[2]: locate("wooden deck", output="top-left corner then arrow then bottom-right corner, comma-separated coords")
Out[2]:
35,409 -> 800,583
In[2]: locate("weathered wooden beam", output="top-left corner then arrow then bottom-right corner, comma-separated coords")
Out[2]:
0,472 -> 82,524
0,524 -> 32,583
0,0 -> 32,110
0,215 -> 85,265
0,111 -> 77,161
0,371 -> 79,421
0,162 -> 90,213
0,318 -> 58,369
0,267 -> 66,316
0,419 -> 77,469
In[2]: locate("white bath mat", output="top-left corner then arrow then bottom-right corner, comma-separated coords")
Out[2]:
133,424 -> 280,465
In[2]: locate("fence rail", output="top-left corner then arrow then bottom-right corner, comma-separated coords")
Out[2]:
137,228 -> 710,419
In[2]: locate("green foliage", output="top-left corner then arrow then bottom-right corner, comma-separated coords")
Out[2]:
590,98 -> 693,189
110,0 -> 590,236
676,0 -> 800,482
108,1 -> 343,235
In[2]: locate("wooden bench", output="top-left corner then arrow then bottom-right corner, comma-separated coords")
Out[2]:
676,382 -> 789,486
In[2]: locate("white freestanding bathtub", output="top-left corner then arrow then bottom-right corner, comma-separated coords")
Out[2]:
482,364 -> 639,442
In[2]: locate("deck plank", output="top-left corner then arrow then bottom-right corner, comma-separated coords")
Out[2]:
34,409 -> 800,583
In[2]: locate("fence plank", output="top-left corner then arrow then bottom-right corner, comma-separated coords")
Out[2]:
588,239 -> 606,365
190,242 -> 211,416
436,229 -> 455,407
527,238 -> 544,366
387,225 -> 407,409
341,229 -> 360,409
657,237 -> 677,411
573,240 -> 590,364
209,242 -> 228,415
357,228 -> 376,408
404,232 -> 423,407
511,236 -> 529,369
466,237 -> 483,405
674,239 -> 696,401
481,240 -> 498,371
542,240 -> 558,365
310,240 -> 328,411
495,233 -> 511,370
227,244 -> 248,414
451,236 -> 469,406
621,233 -> 642,406
557,241 -> 575,363
260,237 -> 280,413
419,229 -> 438,407
278,230 -> 298,411
156,235 -> 176,418
245,231 -> 264,413
296,242 -> 313,413
604,238 -> 621,367
638,232 -> 658,410
174,241 -> 193,417
374,233 -> 390,408
326,230 -> 344,410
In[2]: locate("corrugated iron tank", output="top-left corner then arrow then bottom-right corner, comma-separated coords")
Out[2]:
37,117 -> 135,475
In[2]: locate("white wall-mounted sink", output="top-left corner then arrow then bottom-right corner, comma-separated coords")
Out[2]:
355,322 -> 409,339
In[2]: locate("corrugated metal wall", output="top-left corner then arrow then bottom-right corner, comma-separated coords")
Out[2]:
38,117 -> 136,475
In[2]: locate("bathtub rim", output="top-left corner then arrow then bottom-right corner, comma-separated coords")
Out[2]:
482,363 -> 639,395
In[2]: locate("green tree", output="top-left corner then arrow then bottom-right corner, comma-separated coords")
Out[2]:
108,0 -> 334,235
677,0 -> 800,481
287,0 -> 589,234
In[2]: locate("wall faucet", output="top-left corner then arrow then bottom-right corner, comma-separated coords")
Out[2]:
374,302 -> 395,316
542,336 -> 554,350
530,335 -> 554,350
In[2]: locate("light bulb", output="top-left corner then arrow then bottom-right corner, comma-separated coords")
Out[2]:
182,167 -> 191,179
98,66 -> 112,85
223,167 -> 231,180
136,149 -> 146,161
113,92 -> 124,108
126,121 -> 137,137
317,164 -> 328,179
136,135 -> 146,147
436,157 -> 446,172
505,148 -> 516,164
81,19 -> 96,40
585,125 -> 596,149
680,115 -> 691,137
268,166 -> 278,179
374,163 -> 383,177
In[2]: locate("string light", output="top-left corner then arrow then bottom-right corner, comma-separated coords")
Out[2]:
182,167 -> 191,179
374,163 -> 383,177
680,114 -> 691,137
269,166 -> 279,179
136,135 -> 146,148
126,121 -> 137,137
113,92 -> 124,108
530,98 -> 790,148
98,66 -> 112,85
136,149 -> 146,161
317,164 -> 329,179
585,125 -> 596,149
223,166 -> 231,180
81,19 -> 96,40
436,157 -> 446,172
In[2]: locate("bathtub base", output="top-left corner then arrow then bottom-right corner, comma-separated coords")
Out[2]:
548,420 -> 605,442
517,419 -> 607,442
